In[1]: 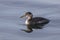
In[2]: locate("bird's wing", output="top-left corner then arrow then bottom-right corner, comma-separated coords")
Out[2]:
30,17 -> 49,24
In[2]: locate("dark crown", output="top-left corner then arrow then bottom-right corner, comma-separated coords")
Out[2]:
25,12 -> 32,15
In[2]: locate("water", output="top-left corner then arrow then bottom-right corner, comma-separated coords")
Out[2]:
0,0 -> 60,40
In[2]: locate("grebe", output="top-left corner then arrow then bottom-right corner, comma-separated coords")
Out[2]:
20,12 -> 50,33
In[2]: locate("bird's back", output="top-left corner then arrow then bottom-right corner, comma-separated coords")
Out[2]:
30,17 -> 49,24
29,17 -> 50,29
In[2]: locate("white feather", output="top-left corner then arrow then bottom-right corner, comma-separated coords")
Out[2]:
25,16 -> 30,25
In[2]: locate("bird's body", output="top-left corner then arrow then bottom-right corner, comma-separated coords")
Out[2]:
20,12 -> 50,33
25,17 -> 49,29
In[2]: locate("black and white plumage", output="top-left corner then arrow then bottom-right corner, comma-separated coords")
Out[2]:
20,12 -> 50,33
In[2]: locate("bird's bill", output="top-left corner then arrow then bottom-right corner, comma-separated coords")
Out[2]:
20,15 -> 26,18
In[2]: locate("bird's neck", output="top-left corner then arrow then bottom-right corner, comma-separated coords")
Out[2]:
27,16 -> 32,21
25,16 -> 32,25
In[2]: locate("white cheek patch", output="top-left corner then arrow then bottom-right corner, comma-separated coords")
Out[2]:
26,15 -> 29,17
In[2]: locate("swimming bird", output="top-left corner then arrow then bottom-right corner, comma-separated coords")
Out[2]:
20,12 -> 50,33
